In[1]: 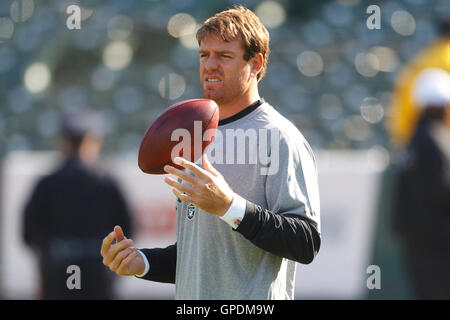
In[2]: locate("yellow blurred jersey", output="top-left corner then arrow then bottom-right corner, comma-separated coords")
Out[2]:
388,38 -> 450,147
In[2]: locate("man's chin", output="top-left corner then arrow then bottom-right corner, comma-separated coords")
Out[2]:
202,91 -> 223,104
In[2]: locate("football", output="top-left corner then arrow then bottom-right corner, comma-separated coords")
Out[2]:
138,99 -> 219,174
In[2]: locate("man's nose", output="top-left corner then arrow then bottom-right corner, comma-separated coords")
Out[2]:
203,56 -> 219,71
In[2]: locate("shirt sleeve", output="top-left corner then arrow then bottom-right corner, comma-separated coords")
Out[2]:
135,243 -> 177,284
135,250 -> 150,277
264,130 -> 321,231
235,128 -> 321,264
234,201 -> 321,264
220,194 -> 246,229
23,178 -> 51,248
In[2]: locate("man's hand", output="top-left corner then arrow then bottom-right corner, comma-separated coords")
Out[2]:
100,226 -> 145,276
163,154 -> 234,216
114,225 -> 125,242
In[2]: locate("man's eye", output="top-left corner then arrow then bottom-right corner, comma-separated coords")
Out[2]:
222,55 -> 231,59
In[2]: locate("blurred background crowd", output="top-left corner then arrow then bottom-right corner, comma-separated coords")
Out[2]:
1,0 -> 449,299
1,0 -> 448,155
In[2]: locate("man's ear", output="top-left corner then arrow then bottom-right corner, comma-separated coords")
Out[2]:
250,53 -> 263,78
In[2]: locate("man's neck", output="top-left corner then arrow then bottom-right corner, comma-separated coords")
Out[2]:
218,88 -> 261,120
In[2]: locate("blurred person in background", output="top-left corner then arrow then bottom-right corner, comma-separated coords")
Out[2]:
23,112 -> 134,300
388,14 -> 450,148
392,68 -> 450,299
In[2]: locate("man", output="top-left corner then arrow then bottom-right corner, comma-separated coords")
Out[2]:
101,6 -> 321,299
392,68 -> 450,299
23,112 -> 133,299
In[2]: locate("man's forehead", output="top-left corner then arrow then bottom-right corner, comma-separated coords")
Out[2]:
199,33 -> 244,51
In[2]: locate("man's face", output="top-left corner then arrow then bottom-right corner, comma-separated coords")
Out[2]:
199,34 -> 252,106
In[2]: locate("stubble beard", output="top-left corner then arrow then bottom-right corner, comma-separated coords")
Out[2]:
202,80 -> 247,107
201,84 -> 228,106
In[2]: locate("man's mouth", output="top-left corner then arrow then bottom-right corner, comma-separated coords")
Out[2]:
204,76 -> 221,83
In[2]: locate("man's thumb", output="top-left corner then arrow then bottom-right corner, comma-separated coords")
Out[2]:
202,154 -> 220,176
114,225 -> 125,242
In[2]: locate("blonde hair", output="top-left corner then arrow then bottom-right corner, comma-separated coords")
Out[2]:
196,5 -> 270,81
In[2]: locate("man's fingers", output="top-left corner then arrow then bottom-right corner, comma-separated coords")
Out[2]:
172,188 -> 196,205
114,225 -> 125,242
164,165 -> 197,185
117,251 -> 140,275
102,238 -> 134,266
109,247 -> 135,272
164,176 -> 195,195
100,231 -> 116,257
173,157 -> 210,179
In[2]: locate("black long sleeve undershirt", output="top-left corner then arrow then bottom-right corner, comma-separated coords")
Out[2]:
139,244 -> 177,283
236,200 -> 321,264
138,201 -> 321,284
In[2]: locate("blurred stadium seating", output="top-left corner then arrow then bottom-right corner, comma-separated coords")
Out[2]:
0,0 -> 448,156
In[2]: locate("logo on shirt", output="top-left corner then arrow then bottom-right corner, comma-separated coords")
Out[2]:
187,203 -> 196,220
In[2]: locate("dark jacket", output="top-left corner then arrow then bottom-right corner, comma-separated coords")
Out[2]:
392,115 -> 450,251
23,156 -> 133,299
